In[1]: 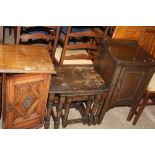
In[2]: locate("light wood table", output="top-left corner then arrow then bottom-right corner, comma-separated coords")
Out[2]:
0,45 -> 56,128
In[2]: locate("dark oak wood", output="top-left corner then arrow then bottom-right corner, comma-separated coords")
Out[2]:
131,29 -> 155,125
98,40 -> 155,124
45,65 -> 109,129
112,27 -> 155,125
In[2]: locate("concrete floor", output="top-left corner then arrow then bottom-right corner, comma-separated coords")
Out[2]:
1,27 -> 155,129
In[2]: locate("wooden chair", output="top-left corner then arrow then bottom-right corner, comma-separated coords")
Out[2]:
132,75 -> 155,125
129,28 -> 155,125
16,26 -> 60,58
54,26 -> 109,65
44,47 -> 110,128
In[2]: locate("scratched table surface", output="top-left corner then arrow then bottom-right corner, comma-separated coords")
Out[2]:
0,45 -> 56,74
50,66 -> 109,94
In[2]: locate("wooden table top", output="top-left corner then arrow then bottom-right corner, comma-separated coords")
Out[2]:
50,66 -> 109,94
0,45 -> 56,74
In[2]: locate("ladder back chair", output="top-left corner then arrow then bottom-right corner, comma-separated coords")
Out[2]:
54,26 -> 109,65
16,26 -> 60,58
44,46 -> 110,128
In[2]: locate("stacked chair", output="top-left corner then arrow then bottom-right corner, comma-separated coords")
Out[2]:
44,26 -> 110,128
16,26 -> 60,58
53,26 -> 109,65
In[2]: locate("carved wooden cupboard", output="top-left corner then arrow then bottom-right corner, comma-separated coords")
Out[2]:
0,45 -> 56,129
98,40 -> 155,124
3,74 -> 51,128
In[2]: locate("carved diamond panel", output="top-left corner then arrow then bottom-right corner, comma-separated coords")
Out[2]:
14,83 -> 41,118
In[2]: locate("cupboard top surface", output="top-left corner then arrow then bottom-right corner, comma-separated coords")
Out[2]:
102,40 -> 155,65
0,45 -> 56,73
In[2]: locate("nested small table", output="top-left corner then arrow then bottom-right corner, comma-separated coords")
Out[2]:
45,66 -> 109,129
0,45 -> 56,129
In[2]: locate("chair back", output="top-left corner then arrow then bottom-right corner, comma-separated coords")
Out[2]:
58,26 -> 110,65
16,26 -> 60,57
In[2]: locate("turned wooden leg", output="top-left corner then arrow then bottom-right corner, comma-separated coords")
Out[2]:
127,99 -> 144,122
44,101 -> 53,129
89,95 -> 101,125
44,94 -> 55,129
62,97 -> 72,128
55,96 -> 65,129
78,102 -> 86,125
132,94 -> 149,125
94,95 -> 104,125
127,105 -> 137,121
84,97 -> 92,125
97,96 -> 107,124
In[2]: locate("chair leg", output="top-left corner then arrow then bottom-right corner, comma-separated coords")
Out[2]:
62,97 -> 72,128
127,105 -> 138,121
44,94 -> 55,129
132,94 -> 150,125
55,96 -> 65,129
84,98 -> 93,126
14,27 -> 17,44
97,101 -> 108,125
89,95 -> 101,125
94,94 -> 105,125
44,102 -> 52,129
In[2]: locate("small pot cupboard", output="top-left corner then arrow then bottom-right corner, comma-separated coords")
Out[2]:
98,40 -> 155,123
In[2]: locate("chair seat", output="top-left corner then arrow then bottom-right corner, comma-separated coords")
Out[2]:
49,66 -> 109,94
147,72 -> 155,91
55,48 -> 93,65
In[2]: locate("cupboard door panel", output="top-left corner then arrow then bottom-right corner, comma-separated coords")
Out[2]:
3,73 -> 51,129
110,67 -> 147,106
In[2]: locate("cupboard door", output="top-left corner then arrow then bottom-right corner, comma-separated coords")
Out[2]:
110,67 -> 147,107
3,73 -> 51,129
